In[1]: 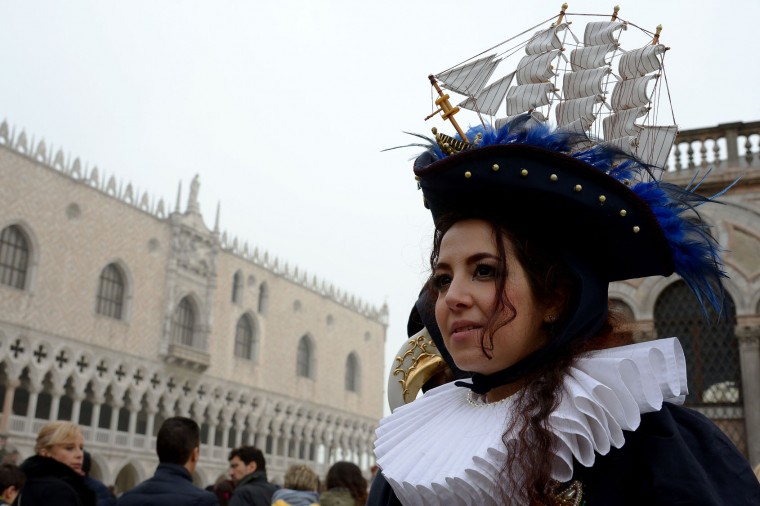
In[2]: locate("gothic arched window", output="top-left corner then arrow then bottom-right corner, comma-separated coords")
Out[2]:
232,270 -> 243,304
345,352 -> 360,392
96,263 -> 125,319
258,282 -> 269,315
171,297 -> 196,346
297,335 -> 313,378
0,225 -> 29,289
235,314 -> 257,360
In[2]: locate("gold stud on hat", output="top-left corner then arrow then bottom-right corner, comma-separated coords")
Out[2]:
465,171 -> 472,178
492,164 -> 500,171
521,169 -> 528,176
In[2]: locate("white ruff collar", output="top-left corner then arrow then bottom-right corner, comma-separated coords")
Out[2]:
374,338 -> 687,506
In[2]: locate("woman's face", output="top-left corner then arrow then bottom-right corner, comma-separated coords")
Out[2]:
40,433 -> 85,474
433,219 -> 550,375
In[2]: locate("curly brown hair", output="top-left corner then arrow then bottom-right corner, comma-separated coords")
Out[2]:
325,461 -> 367,505
429,215 -> 624,505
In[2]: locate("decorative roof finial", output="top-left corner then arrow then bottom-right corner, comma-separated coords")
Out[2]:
186,174 -> 200,214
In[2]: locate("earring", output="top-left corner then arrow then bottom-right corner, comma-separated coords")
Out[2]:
544,313 -> 558,323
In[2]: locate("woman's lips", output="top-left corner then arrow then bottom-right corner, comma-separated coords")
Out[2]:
449,322 -> 483,341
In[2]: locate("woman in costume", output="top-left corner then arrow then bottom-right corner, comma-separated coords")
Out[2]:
369,118 -> 760,505
17,420 -> 96,506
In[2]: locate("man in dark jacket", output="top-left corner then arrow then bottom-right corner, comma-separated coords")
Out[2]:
117,417 -> 217,506
82,452 -> 115,506
227,447 -> 276,506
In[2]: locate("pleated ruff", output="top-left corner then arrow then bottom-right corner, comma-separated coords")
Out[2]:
374,338 -> 688,506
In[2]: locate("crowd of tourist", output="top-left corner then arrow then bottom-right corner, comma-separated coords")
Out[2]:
1,419 -> 371,506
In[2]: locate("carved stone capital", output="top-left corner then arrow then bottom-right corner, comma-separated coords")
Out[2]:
735,315 -> 760,346
736,325 -> 760,347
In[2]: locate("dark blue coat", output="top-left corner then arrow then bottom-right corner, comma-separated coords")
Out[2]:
368,404 -> 760,505
116,463 -> 217,506
84,476 -> 116,506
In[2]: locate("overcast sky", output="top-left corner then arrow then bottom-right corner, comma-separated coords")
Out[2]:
3,0 -> 759,410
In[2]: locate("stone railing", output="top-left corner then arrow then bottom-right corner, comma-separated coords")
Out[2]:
664,121 -> 760,191
668,121 -> 760,172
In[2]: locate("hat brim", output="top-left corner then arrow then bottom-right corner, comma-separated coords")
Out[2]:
415,143 -> 674,282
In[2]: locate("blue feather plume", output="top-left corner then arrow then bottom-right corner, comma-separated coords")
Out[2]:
413,115 -> 729,319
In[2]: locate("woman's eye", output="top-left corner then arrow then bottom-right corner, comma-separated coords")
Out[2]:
473,264 -> 497,279
432,274 -> 451,291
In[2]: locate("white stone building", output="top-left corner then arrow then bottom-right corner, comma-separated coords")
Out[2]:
608,121 -> 760,467
0,120 -> 388,491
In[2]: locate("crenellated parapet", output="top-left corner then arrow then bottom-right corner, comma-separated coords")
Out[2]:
0,119 -> 388,325
219,231 -> 389,325
0,120 -> 171,219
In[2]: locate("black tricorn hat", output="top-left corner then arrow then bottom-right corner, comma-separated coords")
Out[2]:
415,142 -> 674,282
408,118 -> 726,393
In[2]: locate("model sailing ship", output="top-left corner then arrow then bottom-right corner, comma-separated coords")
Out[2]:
427,4 -> 677,169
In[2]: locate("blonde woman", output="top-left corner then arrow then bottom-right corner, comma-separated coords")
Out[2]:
271,464 -> 319,506
17,421 -> 95,506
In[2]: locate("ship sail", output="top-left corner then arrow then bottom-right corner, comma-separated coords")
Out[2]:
604,41 -> 674,167
427,6 -> 678,169
555,21 -> 621,130
436,55 -> 501,96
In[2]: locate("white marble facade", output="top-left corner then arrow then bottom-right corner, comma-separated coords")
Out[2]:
0,121 -> 388,491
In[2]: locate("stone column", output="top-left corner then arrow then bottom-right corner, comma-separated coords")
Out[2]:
91,402 -> 102,429
254,416 -> 270,451
48,387 -> 65,421
127,399 -> 139,442
70,392 -> 85,425
109,399 -> 123,434
737,323 -> 760,466
26,386 -> 40,421
145,407 -> 157,439
0,379 -> 20,434
220,411 -> 232,450
282,423 -> 293,458
234,420 -> 244,448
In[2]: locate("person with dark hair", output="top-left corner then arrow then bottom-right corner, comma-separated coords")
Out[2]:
117,417 -> 216,505
320,462 -> 366,506
227,446 -> 275,506
17,420 -> 95,505
368,65 -> 760,506
0,463 -> 24,505
82,451 -> 116,506
211,478 -> 235,506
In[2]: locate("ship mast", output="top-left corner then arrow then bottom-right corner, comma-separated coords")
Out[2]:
425,74 -> 470,143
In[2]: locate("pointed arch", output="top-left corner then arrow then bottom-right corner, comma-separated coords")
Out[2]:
232,270 -> 243,304
234,313 -> 259,361
0,224 -> 30,289
258,282 -> 269,315
171,296 -> 197,346
345,352 -> 360,393
96,263 -> 126,319
296,335 -> 315,379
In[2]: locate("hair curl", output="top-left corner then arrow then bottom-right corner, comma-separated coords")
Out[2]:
429,215 -> 622,504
